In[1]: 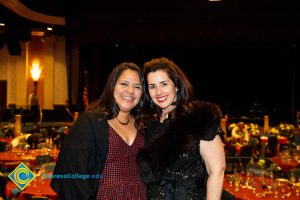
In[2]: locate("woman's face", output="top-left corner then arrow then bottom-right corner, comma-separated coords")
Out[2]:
114,69 -> 143,112
147,70 -> 178,110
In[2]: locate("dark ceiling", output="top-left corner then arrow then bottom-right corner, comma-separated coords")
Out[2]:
69,1 -> 300,46
0,0 -> 65,33
1,0 -> 300,46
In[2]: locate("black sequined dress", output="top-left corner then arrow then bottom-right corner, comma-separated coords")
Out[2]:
144,145 -> 206,200
137,101 -> 223,200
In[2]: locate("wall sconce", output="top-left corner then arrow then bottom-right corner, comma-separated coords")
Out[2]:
30,62 -> 41,81
30,61 -> 41,90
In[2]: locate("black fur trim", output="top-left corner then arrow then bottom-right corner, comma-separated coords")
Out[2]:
137,100 -> 222,172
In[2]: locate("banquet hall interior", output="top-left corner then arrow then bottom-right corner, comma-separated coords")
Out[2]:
1,0 -> 300,199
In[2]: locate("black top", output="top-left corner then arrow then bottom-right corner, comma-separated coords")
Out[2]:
137,100 -> 223,200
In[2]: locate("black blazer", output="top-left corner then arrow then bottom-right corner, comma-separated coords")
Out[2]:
50,112 -> 109,200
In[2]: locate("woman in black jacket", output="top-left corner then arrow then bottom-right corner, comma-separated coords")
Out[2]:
51,62 -> 147,200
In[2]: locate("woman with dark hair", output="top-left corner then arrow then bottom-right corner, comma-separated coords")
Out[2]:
51,62 -> 147,200
137,57 -> 226,200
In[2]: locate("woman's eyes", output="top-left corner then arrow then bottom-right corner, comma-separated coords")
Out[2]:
119,82 -> 141,90
149,85 -> 155,90
148,83 -> 168,90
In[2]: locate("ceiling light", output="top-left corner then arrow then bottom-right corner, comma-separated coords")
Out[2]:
31,30 -> 45,36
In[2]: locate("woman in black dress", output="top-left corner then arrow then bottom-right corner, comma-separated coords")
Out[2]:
137,57 -> 226,200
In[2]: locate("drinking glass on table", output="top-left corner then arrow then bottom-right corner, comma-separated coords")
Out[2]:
273,180 -> 279,198
234,176 -> 241,192
236,161 -> 244,175
32,167 -> 39,187
259,172 -> 268,195
279,182 -> 287,199
294,185 -> 300,196
289,172 -> 296,187
261,179 -> 267,196
251,178 -> 257,194
227,174 -> 235,187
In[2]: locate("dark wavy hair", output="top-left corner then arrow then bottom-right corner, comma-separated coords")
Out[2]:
88,62 -> 146,131
143,57 -> 195,120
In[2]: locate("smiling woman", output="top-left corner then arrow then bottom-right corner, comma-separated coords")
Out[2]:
51,62 -> 147,200
137,57 -> 226,200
